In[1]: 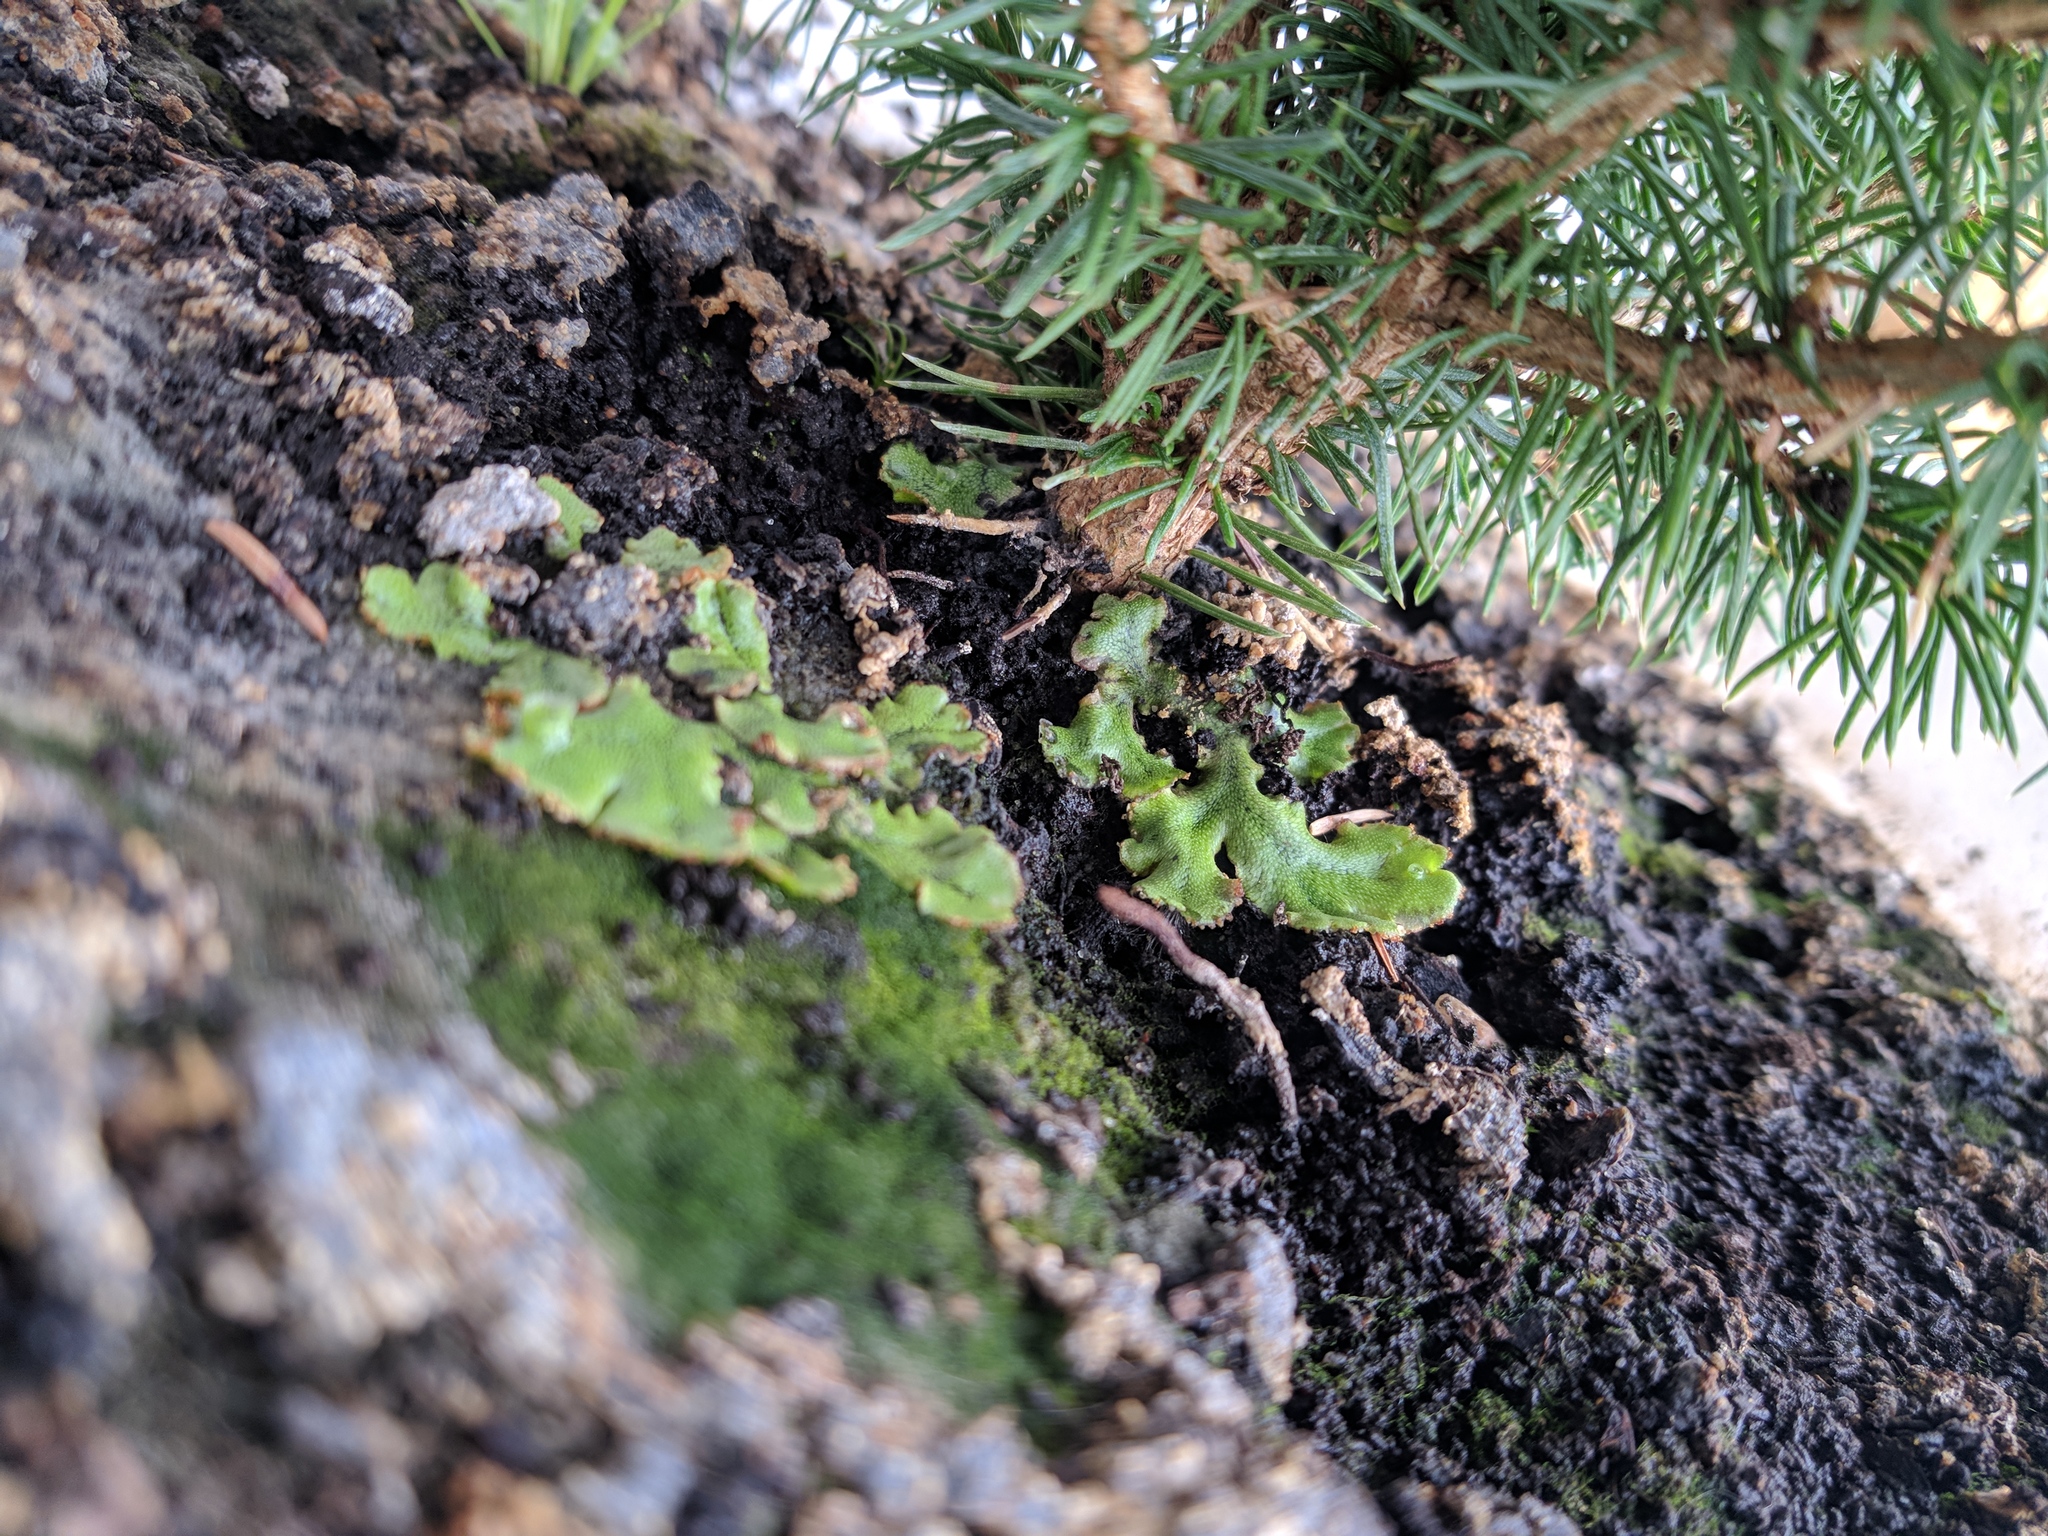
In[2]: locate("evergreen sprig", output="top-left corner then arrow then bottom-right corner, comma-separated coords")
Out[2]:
457,0 -> 682,95
799,0 -> 2048,774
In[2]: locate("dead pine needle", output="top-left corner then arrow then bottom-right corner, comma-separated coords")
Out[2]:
1368,931 -> 1403,991
1000,583 -> 1071,642
1096,884 -> 1298,1127
203,518 -> 329,644
886,511 -> 1046,537
1307,807 -> 1394,835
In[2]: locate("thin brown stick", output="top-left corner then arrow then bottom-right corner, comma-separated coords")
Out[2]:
1097,884 -> 1298,1126
1431,286 -> 2028,437
204,519 -> 329,644
1082,0 -> 1325,387
1012,567 -> 1050,615
1000,583 -> 1071,642
1308,807 -> 1395,835
886,511 -> 1045,536
1468,0 -> 2048,214
1367,931 -> 1403,991
1812,0 -> 2048,69
1466,0 -> 1737,208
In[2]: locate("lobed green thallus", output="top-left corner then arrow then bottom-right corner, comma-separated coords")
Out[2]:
361,536 -> 1021,929
879,442 -> 1022,520
1042,595 -> 1460,936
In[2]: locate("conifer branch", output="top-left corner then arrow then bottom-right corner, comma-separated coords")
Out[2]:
815,0 -> 2048,767
1813,0 -> 2048,68
1080,0 -> 1325,384
1436,292 -> 2030,423
1470,0 -> 2048,214
1464,0 -> 1736,206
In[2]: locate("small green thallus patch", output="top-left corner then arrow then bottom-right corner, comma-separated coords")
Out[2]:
1043,595 -> 1461,936
362,551 -> 1020,929
880,443 -> 1022,520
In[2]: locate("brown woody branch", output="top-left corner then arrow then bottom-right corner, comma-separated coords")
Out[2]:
1434,288 -> 2023,422
1063,0 -> 2044,583
1067,0 -> 1336,572
1469,0 -> 2048,214
1467,0 -> 1736,206
1083,0 -> 1323,380
1811,0 -> 2048,69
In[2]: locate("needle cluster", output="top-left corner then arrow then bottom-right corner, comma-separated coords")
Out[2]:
803,0 -> 2048,772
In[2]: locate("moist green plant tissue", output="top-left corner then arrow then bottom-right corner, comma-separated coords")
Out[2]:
870,683 -> 997,789
813,0 -> 2048,777
393,822 -> 1116,1406
537,475 -> 603,558
1044,595 -> 1460,935
363,559 -> 1021,928
880,443 -> 1023,519
667,576 -> 773,699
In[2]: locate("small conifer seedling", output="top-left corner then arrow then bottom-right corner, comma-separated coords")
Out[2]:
812,0 -> 2048,779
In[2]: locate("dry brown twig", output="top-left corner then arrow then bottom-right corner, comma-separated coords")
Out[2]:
204,519 -> 329,644
1096,884 -> 1299,1127
1463,0 -> 1738,209
886,511 -> 1046,536
1811,0 -> 2048,68
1057,0 -> 1351,578
1000,583 -> 1072,642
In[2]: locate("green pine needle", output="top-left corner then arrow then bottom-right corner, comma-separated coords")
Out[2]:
783,0 -> 2048,770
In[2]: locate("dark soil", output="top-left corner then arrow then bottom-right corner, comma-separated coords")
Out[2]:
5,5 -> 2047,1534
979,580 -> 2048,1535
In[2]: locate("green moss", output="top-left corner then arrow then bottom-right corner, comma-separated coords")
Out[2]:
1851,1129 -> 1901,1178
1617,826 -> 1651,870
1628,1459 -> 1733,1536
1951,1098 -> 2014,1147
1640,838 -> 1708,885
1520,903 -> 1610,955
1465,1388 -> 1524,1456
570,104 -> 719,200
1622,835 -> 1716,912
1726,781 -> 1782,840
1750,889 -> 1792,918
393,821 -> 1139,1408
1875,918 -> 1982,1001
1546,1467 -> 1618,1527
